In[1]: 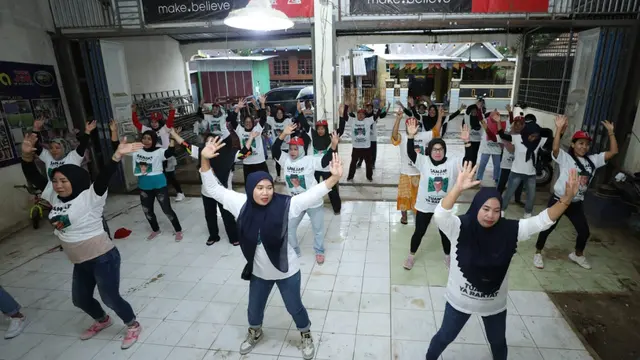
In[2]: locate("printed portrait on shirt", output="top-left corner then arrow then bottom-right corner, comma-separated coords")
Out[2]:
286,174 -> 307,194
428,176 -> 448,194
209,122 -> 222,134
134,161 -> 151,176
240,135 -> 258,150
578,170 -> 591,195
353,127 -> 366,137
50,214 -> 71,231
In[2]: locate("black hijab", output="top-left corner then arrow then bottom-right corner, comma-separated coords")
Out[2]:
141,130 -> 158,152
456,188 -> 520,295
236,171 -> 291,274
51,165 -> 91,203
465,104 -> 486,131
422,105 -> 439,131
198,135 -> 236,189
520,122 -> 542,166
426,138 -> 447,166
311,124 -> 331,152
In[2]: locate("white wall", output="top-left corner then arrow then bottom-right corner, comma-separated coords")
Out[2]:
114,36 -> 189,95
622,97 -> 640,173
0,0 -> 71,237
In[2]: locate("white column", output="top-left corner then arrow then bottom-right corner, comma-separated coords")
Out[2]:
312,0 -> 335,131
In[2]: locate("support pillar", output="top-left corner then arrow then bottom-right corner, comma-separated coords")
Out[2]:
312,0 -> 335,131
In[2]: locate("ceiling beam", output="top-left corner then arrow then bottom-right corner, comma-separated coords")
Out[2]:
180,37 -> 312,62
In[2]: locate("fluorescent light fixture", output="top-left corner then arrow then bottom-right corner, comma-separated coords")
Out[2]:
224,0 -> 293,31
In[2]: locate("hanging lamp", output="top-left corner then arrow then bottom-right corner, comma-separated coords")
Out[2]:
224,0 -> 294,31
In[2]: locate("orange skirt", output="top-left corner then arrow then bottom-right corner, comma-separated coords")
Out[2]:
397,174 -> 420,211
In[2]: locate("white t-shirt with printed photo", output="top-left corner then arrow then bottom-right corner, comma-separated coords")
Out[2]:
205,114 -> 231,140
351,116 -> 376,149
553,149 -> 606,202
141,125 -> 171,149
413,155 -> 460,213
275,152 -> 325,209
500,149 -> 515,169
42,183 -> 108,243
236,124 -> 266,165
267,117 -> 292,150
394,132 -> 433,176
509,134 -> 547,176
39,150 -> 84,179
479,128 -> 503,155
132,148 -> 166,177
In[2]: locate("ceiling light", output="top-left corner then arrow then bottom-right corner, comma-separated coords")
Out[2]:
224,0 -> 293,31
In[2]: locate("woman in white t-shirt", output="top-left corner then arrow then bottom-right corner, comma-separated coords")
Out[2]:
427,162 -> 579,360
533,116 -> 618,270
199,140 -> 343,360
476,111 -> 504,184
235,98 -> 269,183
272,124 -> 337,265
390,109 -> 436,225
21,133 -> 145,350
267,105 -> 292,181
403,119 -> 471,270
33,118 -> 94,179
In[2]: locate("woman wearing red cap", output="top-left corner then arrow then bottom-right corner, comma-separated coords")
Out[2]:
533,115 -> 618,270
272,123 -> 338,264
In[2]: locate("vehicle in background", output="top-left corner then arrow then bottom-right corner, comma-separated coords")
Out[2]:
246,85 -> 314,117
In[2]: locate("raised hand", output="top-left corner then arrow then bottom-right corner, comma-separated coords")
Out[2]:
249,130 -> 261,139
33,116 -> 44,131
454,161 -> 481,192
506,104 -> 512,112
237,98 -> 246,109
330,131 -> 340,148
408,97 -> 414,107
601,120 -> 614,133
460,124 -> 470,143
406,118 -> 419,137
564,168 -> 579,199
109,119 -> 117,133
169,103 -> 175,110
282,123 -> 297,136
555,115 -> 568,130
85,120 -> 97,134
259,95 -> 266,106
115,137 -> 144,157
329,152 -> 343,178
21,133 -> 38,155
459,103 -> 467,111
438,105 -> 445,117
202,136 -> 226,159
395,107 -> 404,118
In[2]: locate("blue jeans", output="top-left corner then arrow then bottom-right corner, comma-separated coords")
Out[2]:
288,205 -> 325,255
72,247 -> 136,325
248,271 -> 310,331
477,153 -> 501,182
0,286 -> 21,316
427,302 -> 507,360
501,172 -> 536,214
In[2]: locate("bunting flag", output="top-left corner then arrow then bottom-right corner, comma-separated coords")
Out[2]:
416,63 -> 423,70
478,62 -> 494,69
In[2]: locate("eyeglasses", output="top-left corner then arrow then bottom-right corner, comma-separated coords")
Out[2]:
431,148 -> 445,153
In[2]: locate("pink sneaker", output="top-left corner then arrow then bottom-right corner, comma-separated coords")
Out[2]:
315,254 -> 325,265
80,316 -> 112,340
403,254 -> 415,270
121,322 -> 142,349
147,231 -> 161,241
175,231 -> 183,242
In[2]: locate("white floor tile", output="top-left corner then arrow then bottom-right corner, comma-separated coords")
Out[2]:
210,325 -> 248,351
177,322 -> 223,349
364,262 -> 390,278
538,348 -> 595,360
391,339 -> 430,360
522,316 -> 585,350
279,329 -> 309,358
328,291 -> 361,312
201,350 -> 242,360
392,285 -> 432,311
20,334 -> 77,360
392,309 -> 436,341
145,320 -> 193,346
251,328 -> 287,355
263,306 -> 294,330
362,277 -> 390,294
357,312 -> 391,336
30,290 -> 70,310
212,285 -> 248,304
165,347 -> 208,360
359,293 -> 391,313
90,340 -> 139,360
301,290 -> 332,310
138,298 -> 182,319
129,343 -> 173,360
55,338 -> 110,360
305,274 -> 336,291
365,251 -> 389,264
200,269 -> 234,285
310,261 -> 340,276
333,275 -> 363,292
0,332 -> 47,360
166,300 -> 209,322
354,335 -> 391,360
24,310 -> 78,335
434,312 -> 487,345
157,281 -> 197,300
177,267 -> 210,282
441,343 -> 492,360
315,332 -> 356,360
323,310 -> 358,334
505,315 -> 536,347
197,302 -> 237,324
507,346 -> 544,360
509,291 -> 561,317
342,250 -> 367,263
337,262 -> 365,277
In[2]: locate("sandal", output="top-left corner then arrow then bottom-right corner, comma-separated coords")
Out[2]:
400,212 -> 408,225
206,239 -> 218,246
232,241 -> 240,246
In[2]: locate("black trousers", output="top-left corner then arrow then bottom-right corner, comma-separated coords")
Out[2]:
467,141 -> 481,166
202,195 -> 238,243
163,160 -> 183,194
356,141 -> 377,168
243,162 -> 269,184
348,148 -> 373,180
275,149 -> 288,177
410,211 -> 451,255
314,171 -> 341,213
497,168 -> 523,203
140,187 -> 182,232
536,196 -> 590,252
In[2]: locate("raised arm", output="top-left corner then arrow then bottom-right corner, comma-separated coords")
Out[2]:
75,120 -> 96,157
94,139 -> 144,196
227,109 -> 239,130
131,104 -> 143,131
498,129 -> 512,142
31,117 -> 45,156
20,134 -> 48,191
318,131 -> 340,169
258,96 -> 268,127
290,153 -> 342,217
406,118 -> 420,164
391,108 -> 403,143
166,103 -> 176,128
601,120 -> 618,161
109,119 -> 120,151
552,115 -> 567,158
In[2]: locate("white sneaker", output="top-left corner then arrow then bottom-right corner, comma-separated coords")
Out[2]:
300,332 -> 315,360
240,328 -> 263,355
569,252 -> 591,269
5,316 -> 26,339
523,213 -> 532,219
533,253 -> 544,269
175,193 -> 185,202
444,255 -> 451,270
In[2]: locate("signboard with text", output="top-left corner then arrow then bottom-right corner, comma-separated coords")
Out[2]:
142,0 -> 314,24
349,0 -> 548,15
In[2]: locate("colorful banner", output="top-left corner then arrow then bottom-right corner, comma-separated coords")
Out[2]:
0,61 -> 66,168
142,0 -> 313,24
350,0 -> 548,15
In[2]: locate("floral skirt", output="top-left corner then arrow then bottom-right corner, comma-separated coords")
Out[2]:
397,174 -> 420,211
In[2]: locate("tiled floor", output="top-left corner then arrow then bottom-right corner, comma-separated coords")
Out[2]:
1,194 -> 624,359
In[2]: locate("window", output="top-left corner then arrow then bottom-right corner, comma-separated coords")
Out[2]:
297,59 -> 312,75
273,60 -> 289,75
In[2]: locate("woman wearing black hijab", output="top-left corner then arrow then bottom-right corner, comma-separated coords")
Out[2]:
199,139 -> 343,360
426,161 -> 579,360
463,99 -> 488,166
20,132 -> 145,350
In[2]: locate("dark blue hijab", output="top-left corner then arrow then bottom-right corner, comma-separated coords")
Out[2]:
236,171 -> 291,273
456,188 -> 519,295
